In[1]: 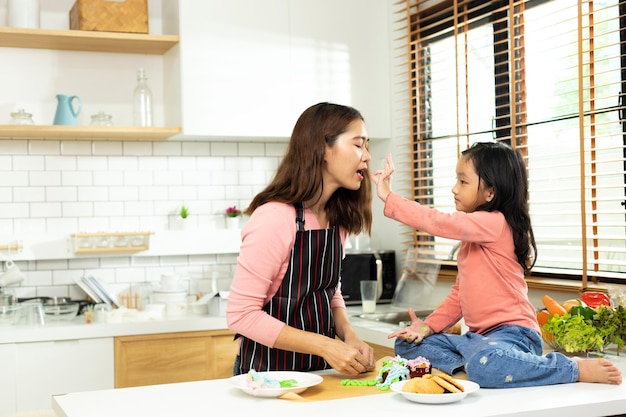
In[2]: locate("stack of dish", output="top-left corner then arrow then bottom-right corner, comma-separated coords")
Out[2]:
151,274 -> 188,316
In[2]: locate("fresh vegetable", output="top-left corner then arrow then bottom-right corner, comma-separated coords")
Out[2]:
592,305 -> 626,352
543,312 -> 604,353
580,292 -> 611,309
542,304 -> 626,354
570,305 -> 595,320
536,310 -> 550,326
542,295 -> 567,316
536,310 -> 553,343
562,299 -> 586,313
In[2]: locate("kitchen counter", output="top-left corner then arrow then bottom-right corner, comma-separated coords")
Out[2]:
6,304 -> 626,416
52,353 -> 626,417
0,314 -> 230,344
0,304 -> 399,346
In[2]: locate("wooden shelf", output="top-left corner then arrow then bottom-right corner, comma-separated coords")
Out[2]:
0,125 -> 182,141
0,26 -> 179,54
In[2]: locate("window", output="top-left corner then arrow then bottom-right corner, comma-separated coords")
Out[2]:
394,0 -> 626,286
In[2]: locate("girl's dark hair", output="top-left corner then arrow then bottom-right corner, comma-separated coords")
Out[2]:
462,141 -> 537,274
246,102 -> 372,235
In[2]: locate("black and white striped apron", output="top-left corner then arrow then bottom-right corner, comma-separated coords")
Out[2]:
236,202 -> 342,373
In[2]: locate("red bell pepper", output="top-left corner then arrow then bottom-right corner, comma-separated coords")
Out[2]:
580,291 -> 611,309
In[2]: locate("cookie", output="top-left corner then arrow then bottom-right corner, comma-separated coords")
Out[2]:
432,375 -> 463,393
437,374 -> 465,392
402,376 -> 445,394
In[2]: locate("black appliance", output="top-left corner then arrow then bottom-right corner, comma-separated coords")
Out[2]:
340,250 -> 396,305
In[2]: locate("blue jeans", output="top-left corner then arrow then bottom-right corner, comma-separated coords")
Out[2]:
395,325 -> 578,388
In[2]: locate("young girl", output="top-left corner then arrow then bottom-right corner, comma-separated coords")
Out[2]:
227,102 -> 375,375
370,141 -> 622,388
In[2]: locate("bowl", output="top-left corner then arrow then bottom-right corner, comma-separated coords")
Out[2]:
43,301 -> 79,321
0,304 -> 22,326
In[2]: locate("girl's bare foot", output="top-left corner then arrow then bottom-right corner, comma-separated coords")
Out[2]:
574,357 -> 622,385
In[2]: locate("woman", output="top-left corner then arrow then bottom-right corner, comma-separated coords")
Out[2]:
227,102 -> 375,375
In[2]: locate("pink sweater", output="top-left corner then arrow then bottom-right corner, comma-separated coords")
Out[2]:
384,192 -> 540,335
226,202 -> 347,348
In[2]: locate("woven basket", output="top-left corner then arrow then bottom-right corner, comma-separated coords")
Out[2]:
69,0 -> 148,34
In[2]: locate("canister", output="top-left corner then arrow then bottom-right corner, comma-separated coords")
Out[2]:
7,0 -> 40,29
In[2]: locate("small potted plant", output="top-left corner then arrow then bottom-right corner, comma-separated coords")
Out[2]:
169,205 -> 189,230
225,206 -> 242,229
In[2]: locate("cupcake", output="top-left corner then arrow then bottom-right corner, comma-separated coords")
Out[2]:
376,356 -> 409,389
407,356 -> 432,378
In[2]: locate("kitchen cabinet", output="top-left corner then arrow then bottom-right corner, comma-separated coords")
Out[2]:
288,0 -> 391,140
0,23 -> 181,140
114,329 -> 239,388
0,344 -> 18,415
14,337 -> 114,413
165,0 -> 391,140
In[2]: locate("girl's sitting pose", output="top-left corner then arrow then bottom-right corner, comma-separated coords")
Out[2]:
370,141 -> 621,388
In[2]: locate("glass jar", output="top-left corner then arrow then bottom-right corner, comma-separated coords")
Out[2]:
90,112 -> 113,126
10,109 -> 35,125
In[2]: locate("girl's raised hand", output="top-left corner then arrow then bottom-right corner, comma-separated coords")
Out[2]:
387,307 -> 432,344
370,153 -> 395,202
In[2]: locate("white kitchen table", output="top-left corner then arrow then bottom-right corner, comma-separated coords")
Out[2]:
53,354 -> 626,417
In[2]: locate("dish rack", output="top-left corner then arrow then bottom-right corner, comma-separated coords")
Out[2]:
69,231 -> 154,254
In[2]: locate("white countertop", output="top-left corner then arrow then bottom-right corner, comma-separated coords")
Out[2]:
6,304 -> 626,416
52,354 -> 626,417
0,314 -> 231,344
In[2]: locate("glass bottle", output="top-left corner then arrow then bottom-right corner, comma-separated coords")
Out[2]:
133,68 -> 153,127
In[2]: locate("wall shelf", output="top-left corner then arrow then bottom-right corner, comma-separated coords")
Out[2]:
0,27 -> 179,55
70,232 -> 154,254
0,125 -> 182,141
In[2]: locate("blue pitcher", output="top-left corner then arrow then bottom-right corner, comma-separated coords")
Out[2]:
53,94 -> 82,125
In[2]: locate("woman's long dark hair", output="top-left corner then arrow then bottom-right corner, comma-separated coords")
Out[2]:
246,102 -> 372,235
462,141 -> 537,274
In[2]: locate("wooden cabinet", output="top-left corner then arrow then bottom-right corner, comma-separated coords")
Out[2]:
114,330 -> 238,388
168,0 -> 391,140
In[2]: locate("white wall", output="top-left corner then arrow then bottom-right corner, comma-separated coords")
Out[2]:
0,138 -> 287,300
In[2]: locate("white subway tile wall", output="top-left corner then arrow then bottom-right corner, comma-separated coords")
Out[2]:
0,138 -> 287,301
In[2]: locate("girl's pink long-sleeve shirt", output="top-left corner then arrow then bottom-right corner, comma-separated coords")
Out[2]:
226,202 -> 347,348
384,192 -> 540,335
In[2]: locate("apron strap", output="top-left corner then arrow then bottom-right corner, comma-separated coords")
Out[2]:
294,202 -> 305,231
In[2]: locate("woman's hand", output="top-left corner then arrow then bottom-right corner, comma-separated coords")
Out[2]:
387,307 -> 432,344
370,153 -> 394,202
274,312 -> 375,375
322,337 -> 375,375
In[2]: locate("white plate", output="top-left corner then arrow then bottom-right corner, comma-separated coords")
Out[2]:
228,371 -> 323,398
74,277 -> 102,303
390,379 -> 480,404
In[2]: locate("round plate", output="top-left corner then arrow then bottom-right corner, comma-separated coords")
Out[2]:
228,371 -> 323,398
390,379 -> 480,404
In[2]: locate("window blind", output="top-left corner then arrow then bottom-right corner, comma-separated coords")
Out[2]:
394,0 -> 626,285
